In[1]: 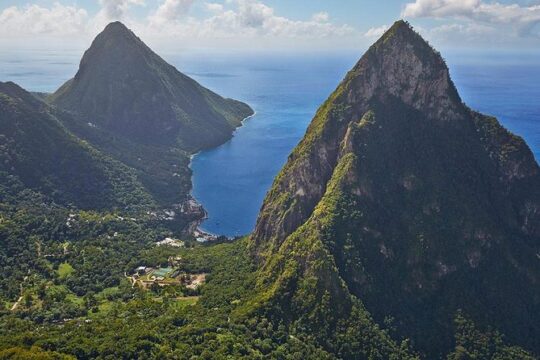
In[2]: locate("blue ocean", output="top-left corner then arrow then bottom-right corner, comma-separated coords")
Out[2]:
1,49 -> 539,236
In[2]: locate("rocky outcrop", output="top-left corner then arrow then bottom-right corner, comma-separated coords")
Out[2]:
252,20 -> 471,254
251,20 -> 540,357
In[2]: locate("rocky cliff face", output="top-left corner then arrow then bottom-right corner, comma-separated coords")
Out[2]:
50,22 -> 253,150
251,21 -> 540,357
252,20 -> 468,252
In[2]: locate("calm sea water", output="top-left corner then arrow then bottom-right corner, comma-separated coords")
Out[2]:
1,49 -> 539,236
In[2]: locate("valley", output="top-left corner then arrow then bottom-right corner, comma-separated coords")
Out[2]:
0,19 -> 539,360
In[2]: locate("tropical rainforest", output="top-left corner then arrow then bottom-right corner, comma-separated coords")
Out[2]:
0,20 -> 538,360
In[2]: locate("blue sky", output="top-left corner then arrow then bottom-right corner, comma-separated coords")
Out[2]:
0,0 -> 539,51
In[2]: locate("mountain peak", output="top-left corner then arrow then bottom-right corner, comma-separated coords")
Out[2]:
0,81 -> 43,109
89,21 -> 143,51
251,17 -> 540,358
0,81 -> 24,95
103,21 -> 129,32
76,22 -> 148,70
51,21 -> 253,148
373,19 -> 439,60
380,19 -> 417,42
342,19 -> 462,122
98,21 -> 139,43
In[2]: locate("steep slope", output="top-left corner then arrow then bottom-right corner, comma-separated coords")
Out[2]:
0,81 -> 152,210
251,21 -> 540,357
50,22 -> 253,150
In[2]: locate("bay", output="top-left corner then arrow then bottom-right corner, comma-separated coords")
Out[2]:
1,49 -> 538,237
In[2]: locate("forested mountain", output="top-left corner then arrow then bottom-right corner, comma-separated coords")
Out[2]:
50,21 -> 253,150
251,20 -> 540,358
0,81 -> 152,210
47,21 -> 252,210
0,20 -> 538,360
0,20 -> 254,321
0,22 -> 256,358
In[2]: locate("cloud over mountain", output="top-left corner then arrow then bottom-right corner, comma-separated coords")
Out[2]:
0,2 -> 88,36
0,0 -> 356,49
152,0 -> 354,38
98,0 -> 145,21
403,0 -> 540,37
149,0 -> 195,25
1,0 -> 539,48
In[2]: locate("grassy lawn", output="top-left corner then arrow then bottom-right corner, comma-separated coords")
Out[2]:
96,286 -> 119,300
172,296 -> 199,309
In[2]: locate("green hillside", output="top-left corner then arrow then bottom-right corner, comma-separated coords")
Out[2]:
0,20 -> 538,360
50,22 -> 253,151
0,81 -> 153,211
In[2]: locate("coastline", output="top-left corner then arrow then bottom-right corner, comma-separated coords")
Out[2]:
186,111 -> 257,239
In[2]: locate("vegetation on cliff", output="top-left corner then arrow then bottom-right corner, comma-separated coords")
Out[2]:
46,21 -> 253,211
0,20 -> 538,360
49,21 -> 253,151
251,20 -> 540,358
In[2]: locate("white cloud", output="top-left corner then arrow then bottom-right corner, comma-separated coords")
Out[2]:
402,0 -> 540,37
149,0 -> 195,25
205,3 -> 224,13
403,0 -> 481,18
312,12 -> 329,23
236,0 -> 273,28
425,22 -> 497,44
430,22 -> 493,36
0,2 -> 88,37
364,24 -> 389,38
98,0 -> 145,21
0,0 -> 357,49
146,0 -> 355,40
